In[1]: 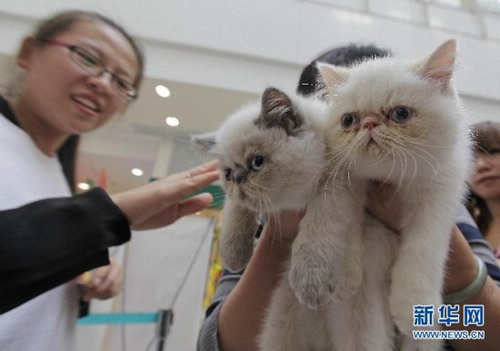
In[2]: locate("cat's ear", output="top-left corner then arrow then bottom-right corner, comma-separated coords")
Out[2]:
259,87 -> 303,135
191,132 -> 217,152
317,62 -> 349,94
416,39 -> 456,91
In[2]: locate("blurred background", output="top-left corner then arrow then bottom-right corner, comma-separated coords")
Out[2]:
1,0 -> 500,350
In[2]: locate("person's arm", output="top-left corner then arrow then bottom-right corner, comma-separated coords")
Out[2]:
443,225 -> 500,351
0,188 -> 130,314
0,160 -> 220,314
197,269 -> 242,351
216,210 -> 302,351
457,223 -> 500,286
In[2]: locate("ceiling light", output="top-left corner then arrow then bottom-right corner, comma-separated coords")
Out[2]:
78,182 -> 90,190
155,85 -> 171,98
165,116 -> 179,127
131,168 -> 144,176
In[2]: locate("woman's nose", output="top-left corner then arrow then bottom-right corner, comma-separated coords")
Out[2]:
88,72 -> 113,94
475,153 -> 492,173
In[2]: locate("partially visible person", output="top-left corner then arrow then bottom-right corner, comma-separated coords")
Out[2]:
197,44 -> 500,351
297,43 -> 392,97
0,10 -> 219,351
467,121 -> 500,260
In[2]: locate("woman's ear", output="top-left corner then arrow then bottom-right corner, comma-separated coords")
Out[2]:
17,37 -> 36,69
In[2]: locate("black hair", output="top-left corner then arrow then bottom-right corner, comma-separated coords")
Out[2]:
297,44 -> 392,96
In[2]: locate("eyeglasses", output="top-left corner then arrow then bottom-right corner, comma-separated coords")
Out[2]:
40,38 -> 138,101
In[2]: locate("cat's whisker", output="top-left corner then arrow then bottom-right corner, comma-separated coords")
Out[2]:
408,146 -> 440,179
404,148 -> 419,193
407,144 -> 441,173
345,153 -> 359,195
322,149 -> 349,193
380,149 -> 397,186
392,148 -> 406,195
330,155 -> 350,192
405,139 -> 454,150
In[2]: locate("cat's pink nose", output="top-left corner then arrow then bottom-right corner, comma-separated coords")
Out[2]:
362,116 -> 380,130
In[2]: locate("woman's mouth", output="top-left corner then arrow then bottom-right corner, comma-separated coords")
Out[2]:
71,95 -> 101,114
476,176 -> 500,185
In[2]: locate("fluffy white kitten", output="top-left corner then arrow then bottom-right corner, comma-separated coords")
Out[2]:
314,39 -> 472,350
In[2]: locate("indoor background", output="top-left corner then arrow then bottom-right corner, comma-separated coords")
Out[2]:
1,0 -> 500,350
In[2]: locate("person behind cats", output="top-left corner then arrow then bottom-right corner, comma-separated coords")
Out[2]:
197,43 -> 500,351
467,121 -> 500,261
0,10 -> 219,351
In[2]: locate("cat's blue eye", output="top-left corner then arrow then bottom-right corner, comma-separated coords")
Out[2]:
341,113 -> 358,129
251,156 -> 265,171
224,168 -> 232,181
389,106 -> 413,123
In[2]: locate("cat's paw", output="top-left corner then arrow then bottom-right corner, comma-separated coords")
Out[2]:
390,289 -> 440,336
389,290 -> 415,335
220,239 -> 254,272
288,258 -> 336,309
333,260 -> 362,301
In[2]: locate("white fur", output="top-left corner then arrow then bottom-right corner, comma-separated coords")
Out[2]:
315,39 -> 472,350
260,215 -> 398,351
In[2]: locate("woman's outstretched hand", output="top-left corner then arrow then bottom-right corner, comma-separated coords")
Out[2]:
111,160 -> 220,230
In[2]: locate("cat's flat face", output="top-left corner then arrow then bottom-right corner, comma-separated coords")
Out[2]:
218,123 -> 312,210
326,62 -> 441,159
319,40 -> 464,181
194,88 -> 327,212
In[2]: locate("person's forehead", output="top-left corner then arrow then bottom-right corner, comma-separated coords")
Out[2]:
58,20 -> 138,77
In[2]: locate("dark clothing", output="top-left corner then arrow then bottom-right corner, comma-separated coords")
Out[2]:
0,188 -> 131,314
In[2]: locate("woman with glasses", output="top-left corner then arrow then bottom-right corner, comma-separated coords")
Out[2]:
0,10 -> 219,350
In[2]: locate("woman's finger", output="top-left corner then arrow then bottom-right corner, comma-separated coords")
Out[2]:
176,193 -> 214,218
164,170 -> 220,205
169,159 -> 220,182
132,193 -> 214,230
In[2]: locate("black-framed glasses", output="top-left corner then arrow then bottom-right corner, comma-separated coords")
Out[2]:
40,38 -> 137,101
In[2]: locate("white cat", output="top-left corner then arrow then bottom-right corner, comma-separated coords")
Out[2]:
314,38 -> 472,350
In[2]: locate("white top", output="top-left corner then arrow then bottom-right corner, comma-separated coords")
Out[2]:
0,115 -> 79,351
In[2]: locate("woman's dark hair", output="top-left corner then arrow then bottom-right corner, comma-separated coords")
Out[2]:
297,44 -> 392,96
31,10 -> 145,192
466,121 -> 500,234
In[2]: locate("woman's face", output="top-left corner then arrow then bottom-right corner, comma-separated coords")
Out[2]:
17,19 -> 139,135
470,150 -> 500,201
